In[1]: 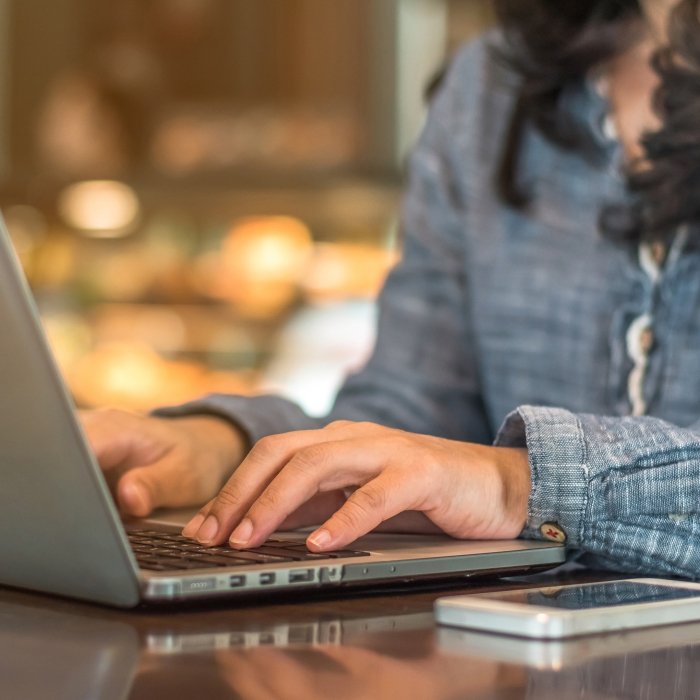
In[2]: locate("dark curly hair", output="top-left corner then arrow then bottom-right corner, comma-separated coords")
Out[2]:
493,0 -> 700,243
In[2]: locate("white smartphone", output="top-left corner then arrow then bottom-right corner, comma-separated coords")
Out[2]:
434,578 -> 700,639
437,621 -> 700,669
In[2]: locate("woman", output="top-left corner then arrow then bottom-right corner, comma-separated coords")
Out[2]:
84,0 -> 700,577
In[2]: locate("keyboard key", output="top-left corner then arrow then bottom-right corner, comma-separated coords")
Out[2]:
247,545 -> 310,560
191,555 -> 257,567
138,563 -> 173,571
150,548 -> 185,557
128,529 -> 369,569
218,550 -> 295,564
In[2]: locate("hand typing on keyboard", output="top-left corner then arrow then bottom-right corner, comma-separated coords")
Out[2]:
81,411 -> 530,554
80,409 -> 246,517
181,421 -> 530,553
81,409 -> 367,547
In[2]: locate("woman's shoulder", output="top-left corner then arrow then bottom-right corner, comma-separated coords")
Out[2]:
438,29 -> 520,109
425,29 -> 521,150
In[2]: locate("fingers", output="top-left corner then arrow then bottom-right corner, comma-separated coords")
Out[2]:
183,491 -> 345,540
307,472 -> 421,551
81,409 -> 174,517
227,438 -> 381,548
81,408 -> 239,519
79,409 -> 170,471
116,457 -> 195,517
116,474 -> 152,517
183,429 -> 343,545
182,422 -> 433,550
277,491 -> 347,531
182,498 -> 215,538
374,510 -> 443,535
79,409 -> 138,471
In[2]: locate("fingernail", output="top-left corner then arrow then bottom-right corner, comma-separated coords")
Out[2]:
196,515 -> 219,543
183,513 -> 205,538
307,529 -> 332,550
229,518 -> 253,547
120,482 -> 148,515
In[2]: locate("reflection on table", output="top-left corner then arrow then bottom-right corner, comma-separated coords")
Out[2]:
2,571 -> 700,700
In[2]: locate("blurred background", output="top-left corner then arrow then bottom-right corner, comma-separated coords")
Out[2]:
4,0 -> 492,416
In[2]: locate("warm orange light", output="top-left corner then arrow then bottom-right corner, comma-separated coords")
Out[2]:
58,180 -> 141,237
67,342 -> 255,411
222,216 -> 313,283
302,242 -> 398,302
193,216 -> 314,318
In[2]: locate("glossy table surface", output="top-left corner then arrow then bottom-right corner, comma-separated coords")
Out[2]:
3,566 -> 700,700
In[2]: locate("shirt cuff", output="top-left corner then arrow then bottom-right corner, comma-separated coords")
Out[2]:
495,406 -> 589,546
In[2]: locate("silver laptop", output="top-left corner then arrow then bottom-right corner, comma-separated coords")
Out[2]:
0,218 -> 565,607
0,595 -> 428,699
0,598 -> 139,700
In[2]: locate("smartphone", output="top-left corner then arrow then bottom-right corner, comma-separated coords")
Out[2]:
434,578 -> 700,639
437,620 -> 700,669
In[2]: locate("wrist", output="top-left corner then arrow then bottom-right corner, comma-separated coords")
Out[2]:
493,446 -> 531,536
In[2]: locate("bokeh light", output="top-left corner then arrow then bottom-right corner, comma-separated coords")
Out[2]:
58,180 -> 141,237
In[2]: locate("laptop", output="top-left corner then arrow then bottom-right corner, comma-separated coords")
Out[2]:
0,597 -> 139,700
0,593 -> 426,700
0,217 -> 565,607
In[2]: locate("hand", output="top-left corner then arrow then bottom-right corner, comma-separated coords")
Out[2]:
80,409 -> 247,517
215,642 -> 507,700
182,421 -> 531,551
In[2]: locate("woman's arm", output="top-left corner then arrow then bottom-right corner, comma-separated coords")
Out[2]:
497,406 -> 700,578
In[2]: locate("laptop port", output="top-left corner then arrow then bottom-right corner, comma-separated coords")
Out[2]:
289,569 -> 314,583
229,575 -> 246,588
259,572 -> 275,585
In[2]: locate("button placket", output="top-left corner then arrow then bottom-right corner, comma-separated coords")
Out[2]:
626,312 -> 654,417
650,241 -> 667,268
624,231 -> 685,417
625,243 -> 660,416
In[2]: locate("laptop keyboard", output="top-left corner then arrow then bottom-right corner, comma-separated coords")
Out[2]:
128,530 -> 370,571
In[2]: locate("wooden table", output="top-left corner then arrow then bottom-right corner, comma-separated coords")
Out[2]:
2,568 -> 699,699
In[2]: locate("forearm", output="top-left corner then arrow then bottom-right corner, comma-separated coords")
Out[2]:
154,393 -> 324,447
497,406 -> 700,578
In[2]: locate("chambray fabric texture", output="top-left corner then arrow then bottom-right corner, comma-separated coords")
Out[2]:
160,33 -> 700,578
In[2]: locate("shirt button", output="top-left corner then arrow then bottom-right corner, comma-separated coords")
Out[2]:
601,114 -> 618,141
540,522 -> 567,543
639,327 -> 655,355
650,241 -> 667,267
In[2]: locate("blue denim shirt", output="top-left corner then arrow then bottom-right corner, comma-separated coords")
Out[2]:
164,34 -> 700,578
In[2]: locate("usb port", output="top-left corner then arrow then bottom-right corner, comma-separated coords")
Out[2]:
229,575 -> 246,588
289,569 -> 314,583
259,572 -> 276,585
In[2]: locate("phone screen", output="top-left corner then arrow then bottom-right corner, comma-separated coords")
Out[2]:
481,581 -> 700,611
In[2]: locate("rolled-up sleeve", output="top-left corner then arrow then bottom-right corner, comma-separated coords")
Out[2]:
496,406 -> 700,578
